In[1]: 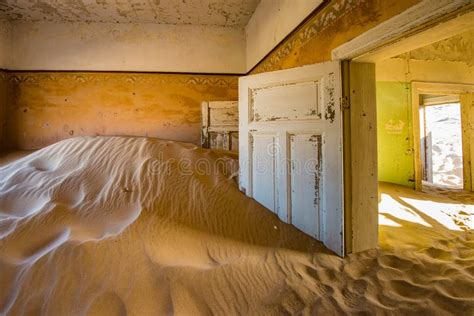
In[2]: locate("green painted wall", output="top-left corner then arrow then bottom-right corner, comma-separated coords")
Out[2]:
376,81 -> 415,188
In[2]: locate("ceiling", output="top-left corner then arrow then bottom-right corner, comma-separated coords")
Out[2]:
396,30 -> 474,66
0,0 -> 261,26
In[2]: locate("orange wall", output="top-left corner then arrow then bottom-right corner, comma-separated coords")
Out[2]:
251,0 -> 421,73
6,72 -> 237,149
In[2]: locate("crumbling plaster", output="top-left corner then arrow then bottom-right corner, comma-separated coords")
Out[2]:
0,0 -> 264,73
396,29 -> 474,67
0,0 -> 260,26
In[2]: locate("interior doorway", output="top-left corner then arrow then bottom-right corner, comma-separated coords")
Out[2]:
332,2 -> 473,254
411,83 -> 474,191
420,97 -> 463,189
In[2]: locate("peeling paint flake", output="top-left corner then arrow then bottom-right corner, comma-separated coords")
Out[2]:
324,72 -> 336,123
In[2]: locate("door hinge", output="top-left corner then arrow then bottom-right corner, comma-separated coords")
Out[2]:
341,96 -> 350,110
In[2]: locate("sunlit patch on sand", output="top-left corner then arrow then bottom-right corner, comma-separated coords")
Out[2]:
379,194 -> 431,227
0,137 -> 473,315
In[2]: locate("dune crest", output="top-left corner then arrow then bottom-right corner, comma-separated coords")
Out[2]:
0,136 -> 473,315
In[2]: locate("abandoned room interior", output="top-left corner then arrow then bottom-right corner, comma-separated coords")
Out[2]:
0,0 -> 473,315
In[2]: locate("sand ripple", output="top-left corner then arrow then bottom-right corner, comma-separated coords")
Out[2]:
0,136 -> 472,315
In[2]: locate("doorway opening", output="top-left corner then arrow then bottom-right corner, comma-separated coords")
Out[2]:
419,97 -> 463,189
333,3 -> 474,254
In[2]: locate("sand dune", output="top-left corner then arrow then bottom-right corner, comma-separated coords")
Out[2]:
0,136 -> 473,315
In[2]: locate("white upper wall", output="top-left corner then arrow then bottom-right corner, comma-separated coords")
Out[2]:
7,21 -> 246,73
1,1 -> 327,73
245,0 -> 323,71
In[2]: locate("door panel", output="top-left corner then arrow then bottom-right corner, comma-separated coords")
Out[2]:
289,134 -> 321,238
251,81 -> 320,122
251,133 -> 277,212
239,62 -> 344,255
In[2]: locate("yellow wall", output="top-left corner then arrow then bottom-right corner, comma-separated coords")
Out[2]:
376,58 -> 474,188
376,81 -> 414,188
6,72 -> 237,149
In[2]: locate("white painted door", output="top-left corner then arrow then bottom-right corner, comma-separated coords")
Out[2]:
239,62 -> 344,255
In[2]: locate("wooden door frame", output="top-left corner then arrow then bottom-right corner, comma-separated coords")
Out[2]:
342,62 -> 378,254
331,1 -> 473,253
411,82 -> 474,191
332,1 -> 473,63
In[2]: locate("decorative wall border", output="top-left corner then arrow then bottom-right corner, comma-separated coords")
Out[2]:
251,0 -> 362,74
3,71 -> 238,87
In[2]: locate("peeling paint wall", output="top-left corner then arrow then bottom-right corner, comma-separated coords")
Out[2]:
250,0 -> 421,74
396,29 -> 474,66
245,0 -> 471,190
1,18 -> 244,150
376,58 -> 474,188
8,21 -> 245,73
1,15 -> 245,150
1,0 -> 431,151
6,72 -> 237,150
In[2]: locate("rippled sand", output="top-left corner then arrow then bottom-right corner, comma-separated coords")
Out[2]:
0,136 -> 473,315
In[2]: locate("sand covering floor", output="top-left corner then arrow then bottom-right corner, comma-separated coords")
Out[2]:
0,136 -> 473,315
